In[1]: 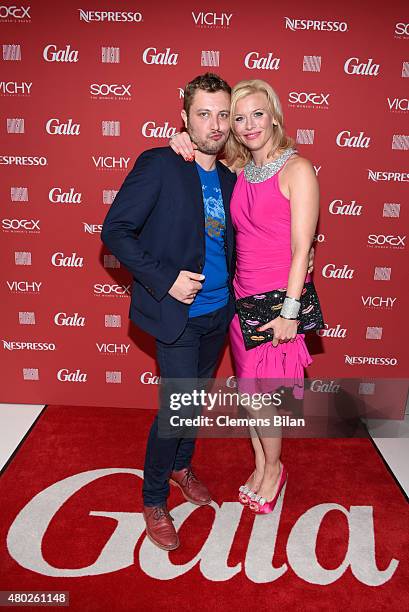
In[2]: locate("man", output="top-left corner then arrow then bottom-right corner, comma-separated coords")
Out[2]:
101,74 -> 236,551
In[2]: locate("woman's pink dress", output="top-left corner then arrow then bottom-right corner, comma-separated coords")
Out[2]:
229,155 -> 313,398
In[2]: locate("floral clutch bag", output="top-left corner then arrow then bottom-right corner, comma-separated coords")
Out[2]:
235,281 -> 325,351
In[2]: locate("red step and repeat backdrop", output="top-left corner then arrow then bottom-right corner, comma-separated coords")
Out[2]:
1,0 -> 408,412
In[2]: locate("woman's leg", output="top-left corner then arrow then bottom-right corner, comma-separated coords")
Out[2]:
255,435 -> 282,501
252,399 -> 283,501
243,425 -> 265,492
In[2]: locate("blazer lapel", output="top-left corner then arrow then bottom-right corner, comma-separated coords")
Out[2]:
179,158 -> 206,252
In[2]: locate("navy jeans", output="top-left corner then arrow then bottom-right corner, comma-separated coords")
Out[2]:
142,304 -> 229,506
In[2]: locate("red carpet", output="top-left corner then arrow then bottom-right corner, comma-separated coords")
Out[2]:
0,405 -> 408,611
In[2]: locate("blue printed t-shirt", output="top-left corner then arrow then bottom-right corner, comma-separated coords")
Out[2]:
189,163 -> 229,317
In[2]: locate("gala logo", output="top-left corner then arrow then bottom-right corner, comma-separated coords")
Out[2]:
321,264 -> 354,279
142,47 -> 178,65
49,188 -> 82,204
244,52 -> 280,70
142,121 -> 177,138
51,252 -> 84,267
6,468 -> 399,585
329,200 -> 363,215
43,44 -> 79,62
46,118 -> 80,135
344,57 -> 380,76
336,131 -> 370,148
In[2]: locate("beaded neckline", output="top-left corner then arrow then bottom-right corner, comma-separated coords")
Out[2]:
243,148 -> 296,184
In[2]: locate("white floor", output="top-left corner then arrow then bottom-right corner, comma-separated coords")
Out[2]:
0,404 -> 44,471
0,403 -> 408,498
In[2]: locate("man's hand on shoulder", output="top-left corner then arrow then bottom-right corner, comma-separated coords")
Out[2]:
168,270 -> 205,304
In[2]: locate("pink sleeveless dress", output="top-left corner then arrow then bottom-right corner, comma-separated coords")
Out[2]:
229,153 -> 313,398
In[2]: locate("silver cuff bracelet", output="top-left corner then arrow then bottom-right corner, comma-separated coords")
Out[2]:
280,296 -> 301,319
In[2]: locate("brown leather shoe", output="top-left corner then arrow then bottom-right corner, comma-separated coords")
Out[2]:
143,505 -> 179,550
170,466 -> 211,505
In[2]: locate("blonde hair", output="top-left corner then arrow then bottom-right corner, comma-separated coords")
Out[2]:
224,79 -> 294,168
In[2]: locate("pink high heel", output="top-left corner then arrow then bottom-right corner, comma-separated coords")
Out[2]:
238,470 -> 260,505
249,463 -> 288,514
238,484 -> 258,505
238,485 -> 252,504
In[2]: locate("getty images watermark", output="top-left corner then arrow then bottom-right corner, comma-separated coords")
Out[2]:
167,387 -> 305,429
154,377 -> 408,439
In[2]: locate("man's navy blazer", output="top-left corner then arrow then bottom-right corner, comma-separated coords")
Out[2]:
101,147 -> 237,343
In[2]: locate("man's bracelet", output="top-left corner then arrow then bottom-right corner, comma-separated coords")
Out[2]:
280,295 -> 301,319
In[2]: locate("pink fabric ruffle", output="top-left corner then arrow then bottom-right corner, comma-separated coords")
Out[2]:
229,314 -> 312,399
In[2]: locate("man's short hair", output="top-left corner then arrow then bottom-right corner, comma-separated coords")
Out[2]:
183,73 -> 231,116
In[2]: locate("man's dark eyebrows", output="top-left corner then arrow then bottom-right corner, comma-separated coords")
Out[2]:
195,108 -> 230,113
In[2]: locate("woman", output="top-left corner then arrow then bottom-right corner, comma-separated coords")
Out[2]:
170,79 -> 319,515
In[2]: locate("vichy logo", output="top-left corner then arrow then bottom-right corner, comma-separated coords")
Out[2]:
361,296 -> 396,309
140,371 -> 161,384
142,121 -> 177,138
367,234 -> 406,248
387,97 -> 409,112
46,118 -> 80,135
0,156 -> 47,166
57,369 -> 87,382
54,313 -> 85,327
92,156 -> 130,169
368,170 -> 409,182
6,281 -> 42,293
310,380 -> 340,393
0,81 -> 32,95
244,52 -> 280,70
288,92 -> 329,107
192,11 -> 233,28
322,264 -> 354,279
345,355 -> 397,366
6,468 -> 398,585
83,223 -> 102,234
329,200 -> 363,215
49,188 -> 82,204
2,341 -> 56,351
90,84 -> 131,98
316,324 -> 347,338
284,17 -> 347,32
78,10 -> 143,23
336,131 -> 370,148
51,252 -> 84,267
43,44 -> 79,63
93,283 -> 131,296
344,57 -> 380,76
0,5 -> 30,19
97,343 -> 130,354
394,23 -> 409,37
2,219 -> 40,231
142,48 -> 178,65
313,166 -> 321,176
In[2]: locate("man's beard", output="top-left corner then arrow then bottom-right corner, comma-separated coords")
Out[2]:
187,124 -> 228,155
